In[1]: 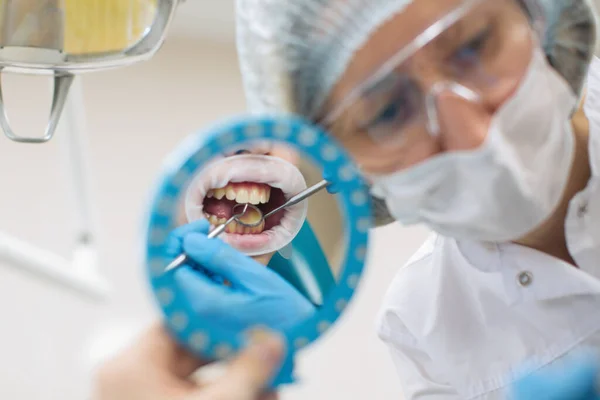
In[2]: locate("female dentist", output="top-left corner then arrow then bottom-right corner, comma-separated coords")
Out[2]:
232,0 -> 600,398
95,0 -> 600,398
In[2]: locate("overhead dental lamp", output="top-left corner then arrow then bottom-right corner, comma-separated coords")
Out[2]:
0,0 -> 180,143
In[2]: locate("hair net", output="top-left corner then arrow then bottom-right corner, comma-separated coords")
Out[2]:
539,0 -> 598,98
236,0 -> 598,226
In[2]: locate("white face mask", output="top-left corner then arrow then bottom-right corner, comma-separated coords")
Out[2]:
369,47 -> 577,242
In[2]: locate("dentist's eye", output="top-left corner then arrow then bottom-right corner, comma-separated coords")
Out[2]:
374,98 -> 412,126
449,28 -> 491,71
362,79 -> 421,142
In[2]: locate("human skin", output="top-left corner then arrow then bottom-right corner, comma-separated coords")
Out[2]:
91,324 -> 284,400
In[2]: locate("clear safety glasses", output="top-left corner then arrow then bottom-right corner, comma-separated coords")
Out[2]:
0,0 -> 180,143
322,0 -> 546,166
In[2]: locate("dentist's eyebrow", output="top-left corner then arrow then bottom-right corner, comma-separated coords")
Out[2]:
363,72 -> 401,96
431,23 -> 465,51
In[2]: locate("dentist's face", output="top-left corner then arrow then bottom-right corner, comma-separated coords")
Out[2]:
320,0 -> 534,174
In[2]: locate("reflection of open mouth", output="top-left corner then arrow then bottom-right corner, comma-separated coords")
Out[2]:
202,182 -> 286,234
186,155 -> 307,255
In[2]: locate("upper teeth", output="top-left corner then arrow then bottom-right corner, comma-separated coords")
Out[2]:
206,183 -> 271,205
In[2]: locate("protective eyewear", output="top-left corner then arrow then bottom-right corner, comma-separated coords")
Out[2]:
322,0 -> 546,165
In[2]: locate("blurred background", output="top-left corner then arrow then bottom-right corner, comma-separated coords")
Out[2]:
7,0 -> 593,398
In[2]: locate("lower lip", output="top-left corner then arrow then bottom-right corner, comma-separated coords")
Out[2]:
224,232 -> 272,251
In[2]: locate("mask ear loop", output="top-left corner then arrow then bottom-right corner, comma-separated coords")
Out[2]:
425,81 -> 480,137
0,71 -> 74,143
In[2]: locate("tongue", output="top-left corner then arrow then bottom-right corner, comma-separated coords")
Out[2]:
203,198 -> 235,219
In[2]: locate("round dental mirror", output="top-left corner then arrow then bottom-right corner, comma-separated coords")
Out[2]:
145,115 -> 371,378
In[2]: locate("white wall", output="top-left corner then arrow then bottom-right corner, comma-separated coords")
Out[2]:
0,36 -> 429,399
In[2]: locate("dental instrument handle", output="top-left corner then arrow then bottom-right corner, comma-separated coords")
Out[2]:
165,254 -> 187,273
207,218 -> 234,239
263,179 -> 330,220
164,214 -> 238,273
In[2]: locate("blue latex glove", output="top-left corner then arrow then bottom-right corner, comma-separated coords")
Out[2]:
165,220 -> 316,333
165,220 -> 315,386
511,356 -> 600,400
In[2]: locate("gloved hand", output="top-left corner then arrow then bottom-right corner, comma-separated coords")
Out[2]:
165,220 -> 316,334
511,356 -> 600,400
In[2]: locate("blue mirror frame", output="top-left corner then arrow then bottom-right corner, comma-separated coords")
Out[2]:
144,115 -> 372,360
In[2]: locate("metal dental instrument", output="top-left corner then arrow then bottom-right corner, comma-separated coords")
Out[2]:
164,204 -> 251,273
236,179 -> 331,228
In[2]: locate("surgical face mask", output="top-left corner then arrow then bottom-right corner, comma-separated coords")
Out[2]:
369,46 -> 576,242
185,154 -> 308,256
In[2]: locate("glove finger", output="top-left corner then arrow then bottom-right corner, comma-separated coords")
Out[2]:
174,267 -> 232,315
322,171 -> 340,194
512,357 -> 600,400
173,219 -> 210,238
550,359 -> 600,400
182,233 -> 268,288
164,220 -> 210,257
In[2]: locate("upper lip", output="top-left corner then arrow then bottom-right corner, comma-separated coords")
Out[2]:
190,154 -> 306,205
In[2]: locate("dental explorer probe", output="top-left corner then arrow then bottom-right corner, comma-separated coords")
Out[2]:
234,179 -> 330,228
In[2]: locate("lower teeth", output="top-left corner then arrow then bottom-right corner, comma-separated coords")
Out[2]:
205,213 -> 265,234
225,220 -> 265,234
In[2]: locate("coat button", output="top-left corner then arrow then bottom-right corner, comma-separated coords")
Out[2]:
518,271 -> 533,287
